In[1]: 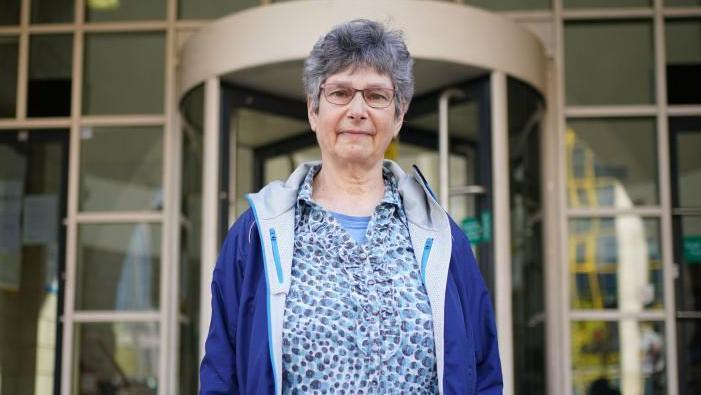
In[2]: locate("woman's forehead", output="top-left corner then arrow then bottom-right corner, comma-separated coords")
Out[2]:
325,66 -> 392,87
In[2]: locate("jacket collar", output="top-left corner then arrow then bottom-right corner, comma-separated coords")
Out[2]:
250,160 -> 444,231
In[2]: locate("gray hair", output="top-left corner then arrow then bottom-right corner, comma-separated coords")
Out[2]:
303,19 -> 414,118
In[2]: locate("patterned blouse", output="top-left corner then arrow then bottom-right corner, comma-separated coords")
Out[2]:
281,165 -> 439,394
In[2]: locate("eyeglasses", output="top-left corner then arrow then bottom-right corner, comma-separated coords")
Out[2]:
320,84 -> 395,109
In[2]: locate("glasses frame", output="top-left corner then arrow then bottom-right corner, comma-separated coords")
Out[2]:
320,83 -> 395,109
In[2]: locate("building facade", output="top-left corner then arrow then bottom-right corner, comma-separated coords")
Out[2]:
0,1 -> 699,395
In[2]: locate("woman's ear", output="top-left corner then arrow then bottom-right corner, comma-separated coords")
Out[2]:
307,97 -> 317,133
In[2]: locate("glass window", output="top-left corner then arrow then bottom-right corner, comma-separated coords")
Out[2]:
565,21 -> 655,105
31,0 -> 73,24
83,33 -> 165,115
0,36 -> 18,118
564,0 -> 650,8
566,118 -> 658,208
28,34 -> 73,117
178,227 -> 200,395
79,126 -> 163,211
179,322 -> 199,395
76,223 -> 161,311
666,18 -> 701,104
178,0 -> 259,19
74,322 -> 158,394
0,0 -> 20,25
677,319 -> 701,394
571,320 -> 665,395
508,78 -> 546,395
569,218 -> 663,310
666,0 -> 701,5
86,0 -> 165,22
673,124 -> 701,208
464,0 -> 551,11
676,216 -> 701,311
0,132 -> 67,395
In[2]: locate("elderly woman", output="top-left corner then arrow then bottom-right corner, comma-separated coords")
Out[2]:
200,19 -> 501,395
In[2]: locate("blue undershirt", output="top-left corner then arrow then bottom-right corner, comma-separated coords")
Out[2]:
330,211 -> 371,245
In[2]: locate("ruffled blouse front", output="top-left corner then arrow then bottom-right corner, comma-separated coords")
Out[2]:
281,165 -> 438,394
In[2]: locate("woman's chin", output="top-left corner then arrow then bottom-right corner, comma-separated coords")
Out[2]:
333,150 -> 380,167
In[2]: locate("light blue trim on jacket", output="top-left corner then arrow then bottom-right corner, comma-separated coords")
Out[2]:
245,194 -> 280,395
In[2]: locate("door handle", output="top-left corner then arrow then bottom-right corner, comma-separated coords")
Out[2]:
449,185 -> 487,196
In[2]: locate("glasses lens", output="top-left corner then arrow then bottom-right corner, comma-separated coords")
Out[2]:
363,88 -> 393,108
324,85 -> 354,105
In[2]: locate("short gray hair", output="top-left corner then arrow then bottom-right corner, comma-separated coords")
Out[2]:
303,19 -> 414,118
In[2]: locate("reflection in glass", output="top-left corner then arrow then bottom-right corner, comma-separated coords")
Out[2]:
665,18 -> 701,104
75,322 -> 158,394
677,320 -> 701,394
0,37 -> 18,117
569,218 -> 663,310
0,0 -> 20,25
564,0 -> 650,7
0,135 -> 66,394
566,118 -> 658,208
464,0 -> 550,11
178,0 -> 259,19
31,0 -> 73,23
673,125 -> 701,207
28,34 -> 72,117
179,323 -> 199,395
83,33 -> 165,114
666,0 -> 701,5
571,321 -> 665,395
565,21 -> 654,105
76,223 -> 161,310
80,126 -> 163,211
675,216 -> 701,311
86,0 -> 165,22
231,107 -> 311,219
509,78 -> 545,394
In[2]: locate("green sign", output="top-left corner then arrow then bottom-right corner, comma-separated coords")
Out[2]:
481,212 -> 492,243
461,211 -> 492,245
684,236 -> 701,264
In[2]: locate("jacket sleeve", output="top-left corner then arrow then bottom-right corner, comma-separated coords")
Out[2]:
474,279 -> 502,394
199,213 -> 251,394
451,219 -> 503,394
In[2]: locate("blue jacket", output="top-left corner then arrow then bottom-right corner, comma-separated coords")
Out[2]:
200,161 -> 502,394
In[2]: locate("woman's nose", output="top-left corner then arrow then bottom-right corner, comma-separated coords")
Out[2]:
347,91 -> 368,119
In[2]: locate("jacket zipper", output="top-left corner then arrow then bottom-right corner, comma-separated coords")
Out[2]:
421,237 -> 434,284
269,228 -> 284,284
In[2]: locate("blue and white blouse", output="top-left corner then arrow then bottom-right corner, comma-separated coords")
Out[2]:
281,164 -> 439,394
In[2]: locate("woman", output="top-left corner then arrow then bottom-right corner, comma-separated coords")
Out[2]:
200,19 -> 502,395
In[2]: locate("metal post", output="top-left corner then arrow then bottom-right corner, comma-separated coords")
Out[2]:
199,77 -> 221,363
438,89 -> 464,208
491,70 -> 514,395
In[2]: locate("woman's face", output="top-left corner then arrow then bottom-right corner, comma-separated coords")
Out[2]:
308,66 -> 404,169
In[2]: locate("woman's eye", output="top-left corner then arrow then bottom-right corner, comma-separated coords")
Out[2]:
367,91 -> 390,101
330,89 -> 351,98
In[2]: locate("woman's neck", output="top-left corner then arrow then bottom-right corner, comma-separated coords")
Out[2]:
312,161 -> 385,216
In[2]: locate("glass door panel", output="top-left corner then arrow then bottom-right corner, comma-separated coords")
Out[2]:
0,131 -> 68,395
670,117 -> 701,395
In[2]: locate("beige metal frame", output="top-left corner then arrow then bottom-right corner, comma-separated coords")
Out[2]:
552,0 -> 701,394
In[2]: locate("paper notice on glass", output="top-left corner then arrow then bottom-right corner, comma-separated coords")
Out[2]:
23,194 -> 59,245
0,250 -> 21,291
